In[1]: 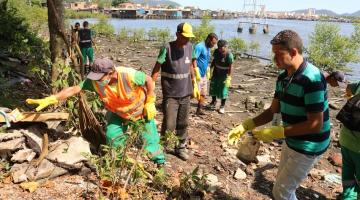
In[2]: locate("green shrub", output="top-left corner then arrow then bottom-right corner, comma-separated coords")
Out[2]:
118,27 -> 129,41
308,22 -> 360,71
228,37 -> 247,59
92,15 -> 115,37
8,0 -> 47,34
192,15 -> 215,44
129,28 -> 145,43
147,27 -> 158,41
248,41 -> 260,56
0,0 -> 47,58
351,22 -> 360,49
157,28 -> 171,44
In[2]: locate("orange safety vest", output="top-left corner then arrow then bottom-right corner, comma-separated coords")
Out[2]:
92,69 -> 146,121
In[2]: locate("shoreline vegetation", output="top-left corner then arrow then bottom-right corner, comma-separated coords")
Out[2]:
1,1 -> 359,74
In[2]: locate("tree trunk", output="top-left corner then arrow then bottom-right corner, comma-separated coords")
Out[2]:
47,0 -> 65,93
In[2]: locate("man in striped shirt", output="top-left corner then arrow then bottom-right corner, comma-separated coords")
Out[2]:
228,30 -> 330,200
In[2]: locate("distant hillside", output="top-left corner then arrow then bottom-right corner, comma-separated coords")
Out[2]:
351,10 -> 360,16
131,0 -> 180,7
292,9 -> 338,16
292,9 -> 360,17
342,10 -> 360,17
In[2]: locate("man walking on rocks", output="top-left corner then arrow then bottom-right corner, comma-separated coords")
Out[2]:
194,33 -> 218,115
26,58 -> 165,165
79,21 -> 95,72
228,30 -> 330,200
151,22 -> 200,161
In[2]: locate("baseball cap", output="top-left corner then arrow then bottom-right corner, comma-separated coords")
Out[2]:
330,71 -> 347,87
87,58 -> 114,80
177,22 -> 195,38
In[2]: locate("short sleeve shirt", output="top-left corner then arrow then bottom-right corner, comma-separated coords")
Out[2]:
194,42 -> 211,77
274,61 -> 330,155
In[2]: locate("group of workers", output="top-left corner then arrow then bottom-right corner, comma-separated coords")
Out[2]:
25,22 -> 360,200
72,21 -> 96,73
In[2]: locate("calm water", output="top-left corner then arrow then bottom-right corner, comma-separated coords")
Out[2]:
72,18 -> 359,81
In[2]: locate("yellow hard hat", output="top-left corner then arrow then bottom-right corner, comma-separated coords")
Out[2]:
177,22 -> 195,38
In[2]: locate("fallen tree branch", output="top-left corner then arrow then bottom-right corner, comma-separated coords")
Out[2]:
242,53 -> 271,61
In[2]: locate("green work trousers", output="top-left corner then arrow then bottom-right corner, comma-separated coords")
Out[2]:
80,47 -> 94,65
106,112 -> 165,164
341,146 -> 360,200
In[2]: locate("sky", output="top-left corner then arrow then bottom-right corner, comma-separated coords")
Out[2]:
174,0 -> 359,14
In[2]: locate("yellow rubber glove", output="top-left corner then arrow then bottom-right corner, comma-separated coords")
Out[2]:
144,95 -> 157,120
26,95 -> 58,112
194,67 -> 201,82
253,126 -> 285,142
228,118 -> 256,145
224,76 -> 232,87
206,68 -> 211,80
192,80 -> 201,101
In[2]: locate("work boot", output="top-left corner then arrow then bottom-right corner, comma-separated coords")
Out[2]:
174,147 -> 189,161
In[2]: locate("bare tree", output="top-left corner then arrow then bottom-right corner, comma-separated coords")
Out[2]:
47,0 -> 70,93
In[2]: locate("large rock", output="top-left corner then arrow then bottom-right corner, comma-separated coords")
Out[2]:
47,137 -> 91,169
26,159 -> 68,181
0,137 -> 25,153
234,168 -> 247,180
256,154 -> 271,165
11,148 -> 36,163
11,163 -> 30,183
206,174 -> 221,193
11,159 -> 68,183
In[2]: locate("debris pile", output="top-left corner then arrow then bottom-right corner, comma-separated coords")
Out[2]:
0,128 -> 91,184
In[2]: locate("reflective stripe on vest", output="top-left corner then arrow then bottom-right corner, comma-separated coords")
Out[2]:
92,71 -> 146,121
215,64 -> 229,70
161,72 -> 189,79
80,40 -> 91,43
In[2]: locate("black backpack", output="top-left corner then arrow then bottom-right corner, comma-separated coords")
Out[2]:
336,94 -> 360,132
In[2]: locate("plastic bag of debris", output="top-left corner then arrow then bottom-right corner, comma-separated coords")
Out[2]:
236,132 -> 260,163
